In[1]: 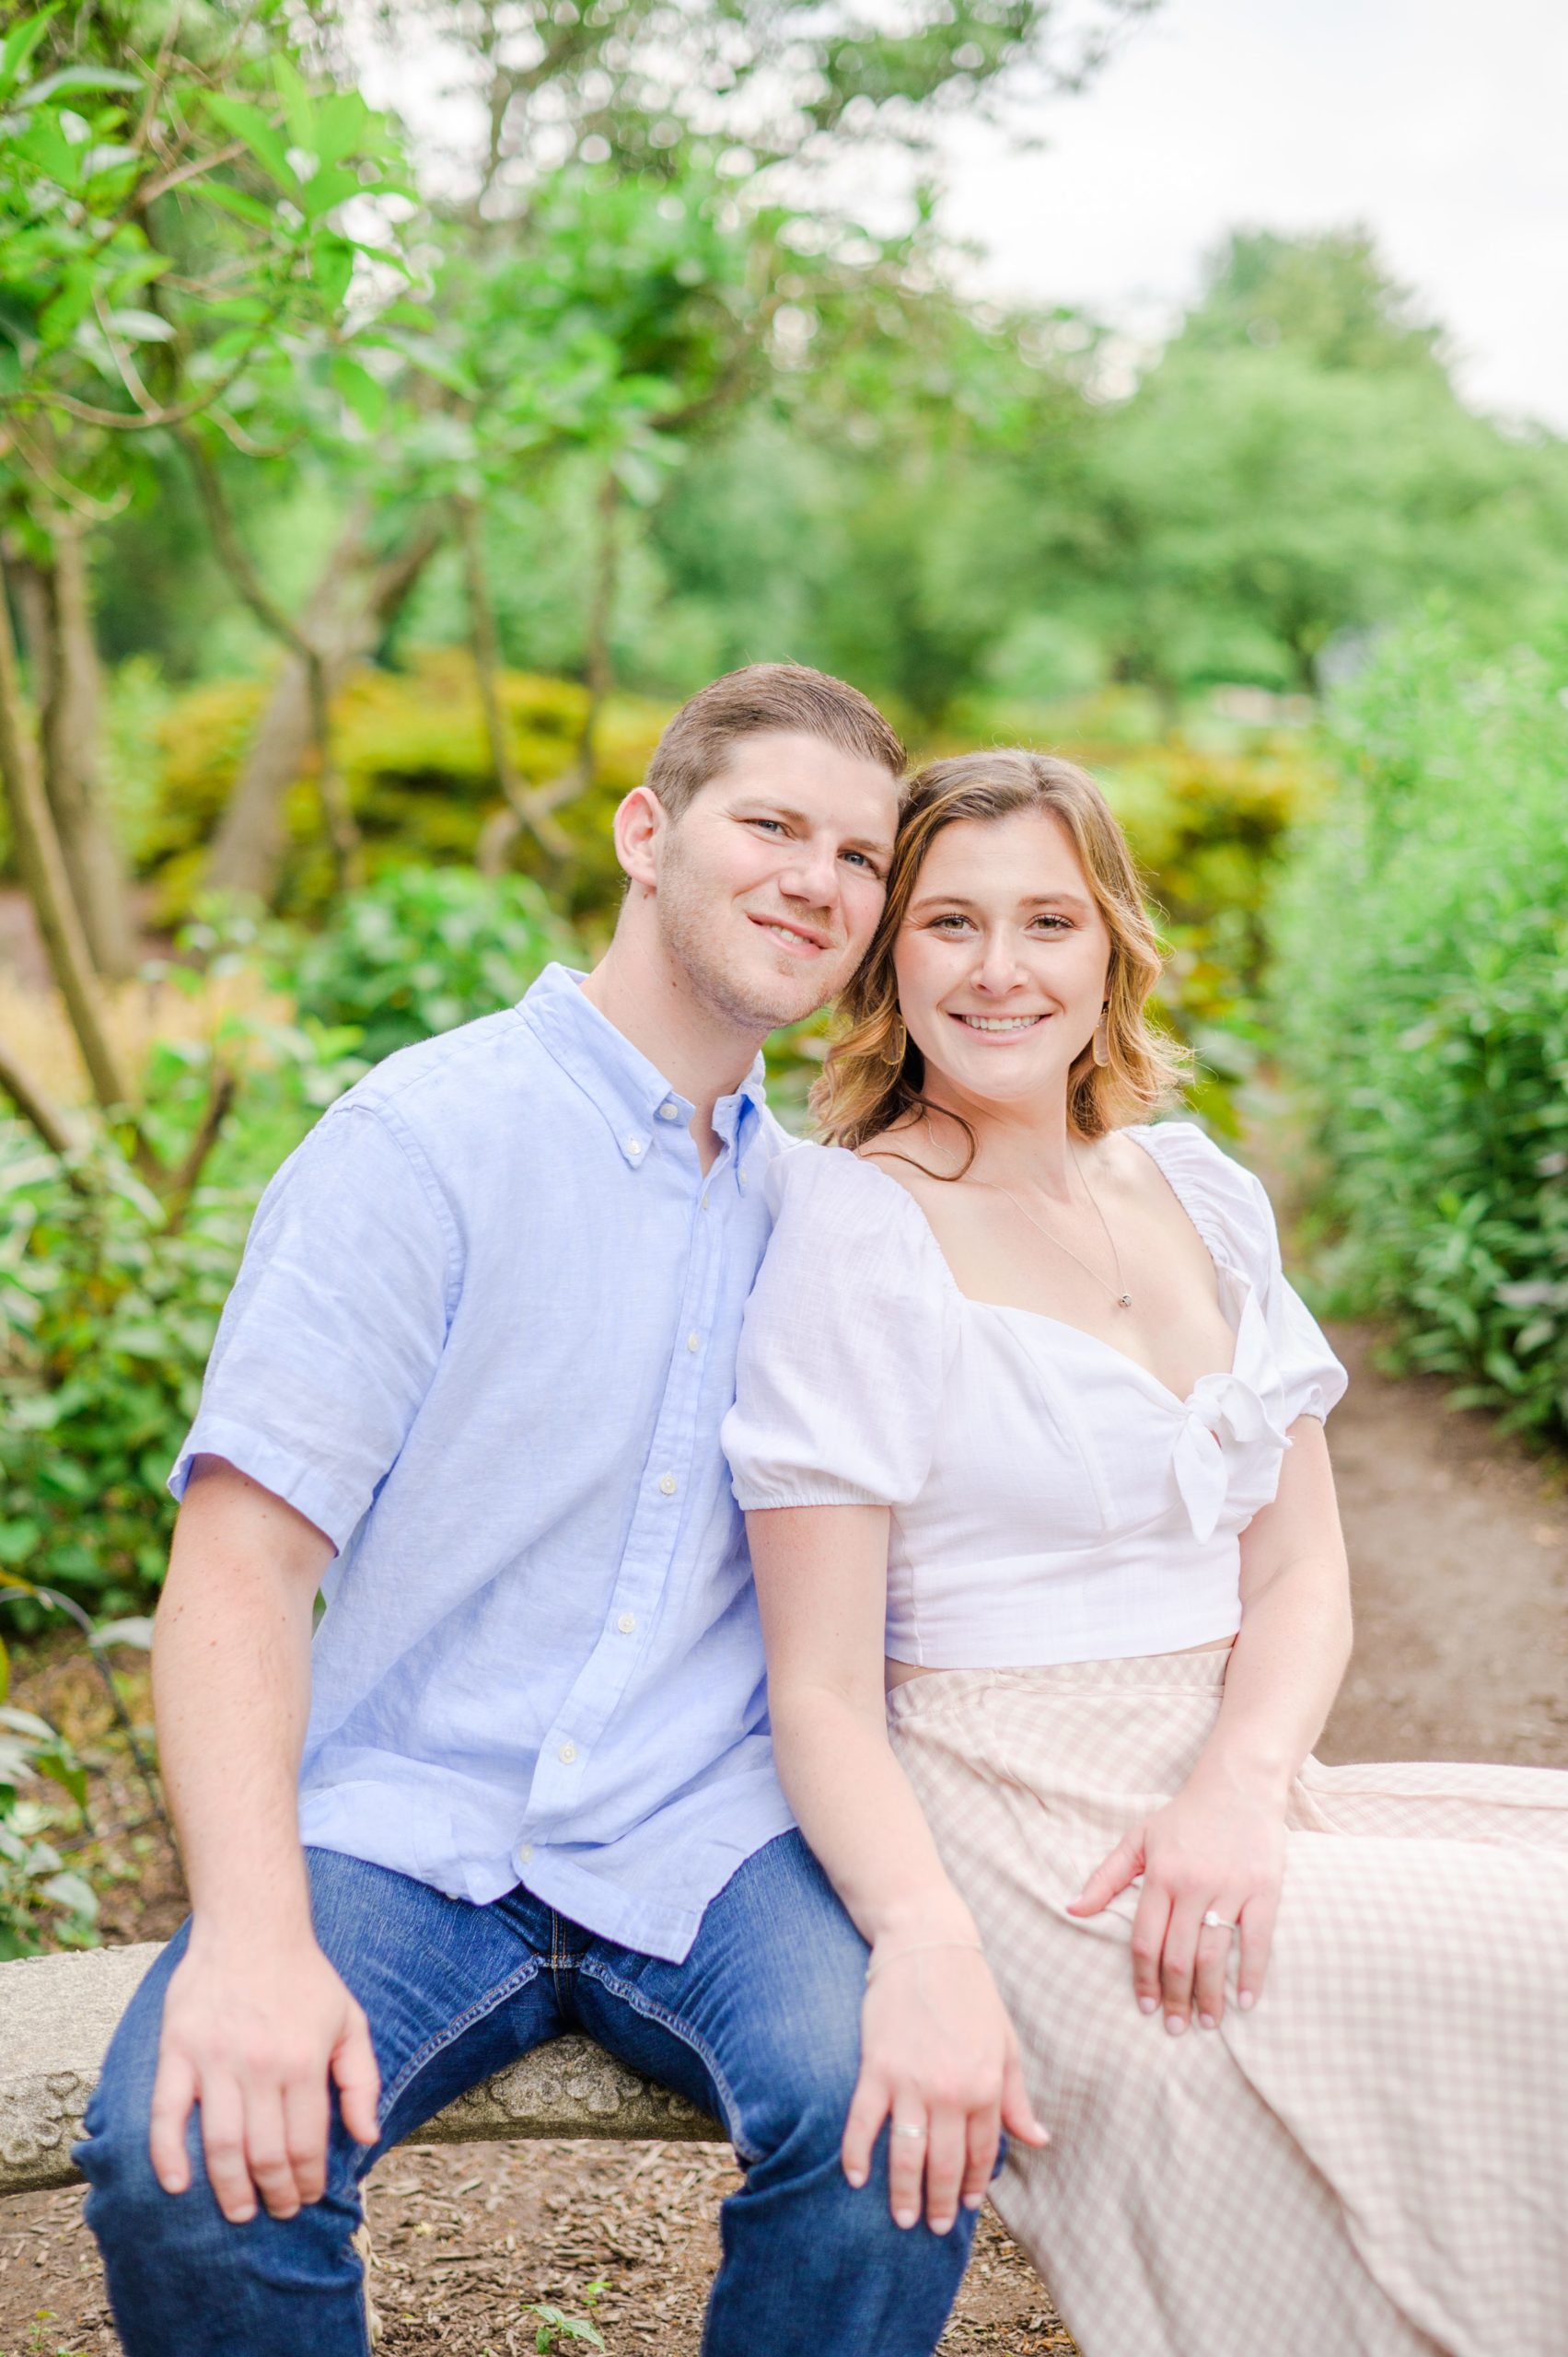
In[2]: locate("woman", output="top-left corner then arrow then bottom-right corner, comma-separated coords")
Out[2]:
721,750 -> 1567,2357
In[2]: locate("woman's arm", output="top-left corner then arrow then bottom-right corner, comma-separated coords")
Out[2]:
1070,1418 -> 1351,2030
749,1503 -> 1047,2236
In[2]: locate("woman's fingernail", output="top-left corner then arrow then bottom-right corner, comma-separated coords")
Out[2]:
1138,1995 -> 1158,2015
1199,2013 -> 1216,2030
845,2169 -> 866,2189
964,2192 -> 984,2211
895,2208 -> 917,2230
1165,2014 -> 1186,2037
1238,1991 -> 1256,2013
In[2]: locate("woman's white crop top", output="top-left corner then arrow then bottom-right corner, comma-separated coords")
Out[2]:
721,1123 -> 1347,1667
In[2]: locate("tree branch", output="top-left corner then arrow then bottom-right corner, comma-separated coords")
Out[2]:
0,551 -> 136,1122
0,1040 -> 89,1181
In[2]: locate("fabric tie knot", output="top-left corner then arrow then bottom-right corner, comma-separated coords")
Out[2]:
1171,1374 -> 1290,1542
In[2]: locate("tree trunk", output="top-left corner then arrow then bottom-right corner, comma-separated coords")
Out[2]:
41,529 -> 139,977
203,509 -> 445,902
577,465 -> 619,777
460,497 -> 572,871
0,554 -> 134,1114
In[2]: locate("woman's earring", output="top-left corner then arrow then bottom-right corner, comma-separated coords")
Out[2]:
1092,1009 -> 1110,1068
881,1012 -> 908,1068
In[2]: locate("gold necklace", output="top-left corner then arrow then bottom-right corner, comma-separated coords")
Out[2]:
973,1162 -> 1133,1310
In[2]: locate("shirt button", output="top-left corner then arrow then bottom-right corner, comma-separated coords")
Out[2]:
701,1192 -> 710,1211
518,1843 -> 533,1865
558,1740 -> 577,1765
687,1330 -> 701,1353
626,1136 -> 645,1157
617,1612 -> 637,1634
657,1102 -> 680,1121
658,1473 -> 677,1495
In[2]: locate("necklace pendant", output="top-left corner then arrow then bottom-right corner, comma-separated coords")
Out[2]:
1118,1293 -> 1133,1308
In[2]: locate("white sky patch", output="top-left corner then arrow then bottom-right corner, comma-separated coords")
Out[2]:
936,0 -> 1568,428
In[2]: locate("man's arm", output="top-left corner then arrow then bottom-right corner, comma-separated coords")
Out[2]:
147,1456 -> 381,2223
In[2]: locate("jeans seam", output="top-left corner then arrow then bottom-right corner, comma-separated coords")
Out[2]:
577,1959 -> 760,2164
377,1952 -> 547,2125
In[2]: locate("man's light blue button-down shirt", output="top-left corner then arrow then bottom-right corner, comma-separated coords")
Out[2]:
170,963 -> 796,1962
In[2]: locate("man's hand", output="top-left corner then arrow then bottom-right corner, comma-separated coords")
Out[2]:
149,1932 -> 381,2223
842,1945 -> 1047,2235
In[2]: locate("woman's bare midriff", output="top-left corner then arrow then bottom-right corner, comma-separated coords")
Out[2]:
885,1634 -> 1236,1691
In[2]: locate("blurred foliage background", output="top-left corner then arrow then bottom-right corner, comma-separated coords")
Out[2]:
0,0 -> 1565,1880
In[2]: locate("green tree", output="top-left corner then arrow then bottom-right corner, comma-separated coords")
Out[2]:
0,0 -> 412,1188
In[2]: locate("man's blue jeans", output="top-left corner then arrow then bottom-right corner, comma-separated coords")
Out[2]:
76,1832 -> 976,2356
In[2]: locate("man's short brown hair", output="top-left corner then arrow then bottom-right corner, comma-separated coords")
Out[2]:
644,662 -> 905,819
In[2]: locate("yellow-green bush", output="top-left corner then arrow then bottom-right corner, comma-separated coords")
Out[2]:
141,652 -> 671,926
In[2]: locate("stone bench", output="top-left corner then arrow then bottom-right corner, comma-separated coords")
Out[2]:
0,1944 -> 723,2198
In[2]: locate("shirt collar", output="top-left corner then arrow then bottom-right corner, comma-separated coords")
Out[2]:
519,963 -> 766,1168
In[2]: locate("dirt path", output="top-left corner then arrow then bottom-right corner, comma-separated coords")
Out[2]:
3,1334 -> 1563,2357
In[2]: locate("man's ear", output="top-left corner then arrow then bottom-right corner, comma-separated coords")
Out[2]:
612,784 -> 668,894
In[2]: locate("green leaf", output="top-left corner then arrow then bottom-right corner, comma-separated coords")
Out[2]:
330,352 -> 385,430
202,94 -> 298,198
22,64 -> 141,105
40,1868 -> 99,1922
91,1616 -> 155,1652
309,91 -> 374,169
193,180 -> 279,232
32,1744 -> 87,1811
296,162 -> 363,222
0,12 -> 59,105
0,1707 -> 54,1743
309,235 -> 354,309
103,308 -> 176,345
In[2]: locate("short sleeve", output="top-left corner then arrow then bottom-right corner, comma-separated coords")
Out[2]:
168,1101 -> 455,1550
1132,1122 -> 1347,1427
722,1144 -> 958,1511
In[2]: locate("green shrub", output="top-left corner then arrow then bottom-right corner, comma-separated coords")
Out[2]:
0,1604 -> 96,1958
290,865 -> 583,1062
0,998 -> 360,1614
140,652 -> 669,927
1272,613 -> 1568,1437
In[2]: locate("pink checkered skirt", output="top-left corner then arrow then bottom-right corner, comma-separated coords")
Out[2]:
887,1652 -> 1568,2357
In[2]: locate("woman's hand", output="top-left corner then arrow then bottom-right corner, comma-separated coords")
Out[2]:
1068,1775 -> 1286,2032
842,1941 -> 1048,2235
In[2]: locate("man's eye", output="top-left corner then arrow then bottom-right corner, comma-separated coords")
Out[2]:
749,818 -> 786,834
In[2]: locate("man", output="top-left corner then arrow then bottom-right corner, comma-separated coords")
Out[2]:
78,664 -> 980,2356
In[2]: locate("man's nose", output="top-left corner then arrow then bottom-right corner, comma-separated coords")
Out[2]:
778,839 -> 839,908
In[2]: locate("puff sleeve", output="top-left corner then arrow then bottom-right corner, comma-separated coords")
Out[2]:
723,1144 -> 958,1511
1136,1122 -> 1347,1428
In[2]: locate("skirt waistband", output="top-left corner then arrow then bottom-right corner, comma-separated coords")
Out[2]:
886,1647 -> 1230,1726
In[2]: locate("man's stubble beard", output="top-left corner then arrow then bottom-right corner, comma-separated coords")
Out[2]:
654,833 -> 848,1037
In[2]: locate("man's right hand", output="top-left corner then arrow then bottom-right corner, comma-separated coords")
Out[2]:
148,1931 -> 382,2223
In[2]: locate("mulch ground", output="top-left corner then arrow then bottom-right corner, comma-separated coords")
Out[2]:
3,1320 -> 1564,2357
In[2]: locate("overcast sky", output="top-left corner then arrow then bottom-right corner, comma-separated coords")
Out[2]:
936,0 -> 1568,427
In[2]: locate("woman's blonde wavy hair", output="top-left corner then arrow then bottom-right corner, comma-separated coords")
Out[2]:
812,749 -> 1189,1155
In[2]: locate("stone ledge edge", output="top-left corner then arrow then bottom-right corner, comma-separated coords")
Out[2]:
0,1946 -> 723,2198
